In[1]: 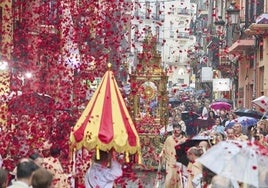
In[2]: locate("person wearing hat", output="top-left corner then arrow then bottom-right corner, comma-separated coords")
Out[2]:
159,123 -> 188,188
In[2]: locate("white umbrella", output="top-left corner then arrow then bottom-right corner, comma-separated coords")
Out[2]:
252,95 -> 268,112
197,140 -> 268,187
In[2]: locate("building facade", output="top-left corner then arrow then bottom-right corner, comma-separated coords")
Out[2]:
130,0 -> 197,89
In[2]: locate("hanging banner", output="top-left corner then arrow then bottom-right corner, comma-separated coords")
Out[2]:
213,78 -> 231,91
201,67 -> 213,82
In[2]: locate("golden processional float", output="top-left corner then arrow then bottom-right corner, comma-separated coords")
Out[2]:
69,63 -> 141,167
128,33 -> 169,169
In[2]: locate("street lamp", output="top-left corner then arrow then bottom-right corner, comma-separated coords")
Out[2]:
226,2 -> 240,25
0,61 -> 8,71
214,16 -> 226,30
214,16 -> 226,47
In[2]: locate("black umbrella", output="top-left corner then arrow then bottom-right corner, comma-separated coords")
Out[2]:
175,135 -> 212,166
234,108 -> 265,119
169,97 -> 181,108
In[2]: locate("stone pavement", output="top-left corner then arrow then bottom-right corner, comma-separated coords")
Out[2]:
115,169 -> 165,188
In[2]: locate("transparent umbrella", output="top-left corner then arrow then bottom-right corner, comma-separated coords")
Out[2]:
197,140 -> 268,187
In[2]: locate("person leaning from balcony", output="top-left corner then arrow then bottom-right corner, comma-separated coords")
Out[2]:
232,123 -> 248,141
159,123 -> 187,188
186,147 -> 203,188
84,150 -> 123,188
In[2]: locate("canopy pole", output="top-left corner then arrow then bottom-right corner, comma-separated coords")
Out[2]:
138,151 -> 142,164
260,111 -> 267,120
71,147 -> 76,188
125,151 -> 129,163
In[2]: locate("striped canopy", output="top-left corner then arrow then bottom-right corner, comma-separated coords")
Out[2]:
70,65 -> 141,158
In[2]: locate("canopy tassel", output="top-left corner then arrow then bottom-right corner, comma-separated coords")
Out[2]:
96,146 -> 100,160
125,151 -> 129,163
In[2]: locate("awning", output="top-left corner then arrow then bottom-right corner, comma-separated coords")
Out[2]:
227,39 -> 254,53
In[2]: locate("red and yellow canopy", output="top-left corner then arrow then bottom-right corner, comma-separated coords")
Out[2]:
70,64 -> 141,161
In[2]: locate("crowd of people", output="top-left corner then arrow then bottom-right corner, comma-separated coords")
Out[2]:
0,93 -> 268,188
0,141 -> 124,188
0,140 -> 72,188
159,100 -> 268,188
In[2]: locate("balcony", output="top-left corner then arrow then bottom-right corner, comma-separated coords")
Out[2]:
227,39 -> 254,53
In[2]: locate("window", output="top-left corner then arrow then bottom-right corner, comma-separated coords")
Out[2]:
260,38 -> 263,61
255,0 -> 264,18
134,2 -> 139,17
133,25 -> 138,41
249,53 -> 254,68
40,0 -> 59,25
169,7 -> 175,15
145,25 -> 151,36
145,1 -> 150,19
239,87 -> 244,98
178,7 -> 189,15
170,22 -> 174,38
155,1 -> 160,20
259,66 -> 264,92
155,26 -> 160,42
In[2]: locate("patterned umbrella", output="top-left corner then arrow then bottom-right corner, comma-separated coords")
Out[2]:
252,95 -> 268,112
225,116 -> 258,129
69,64 -> 141,162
